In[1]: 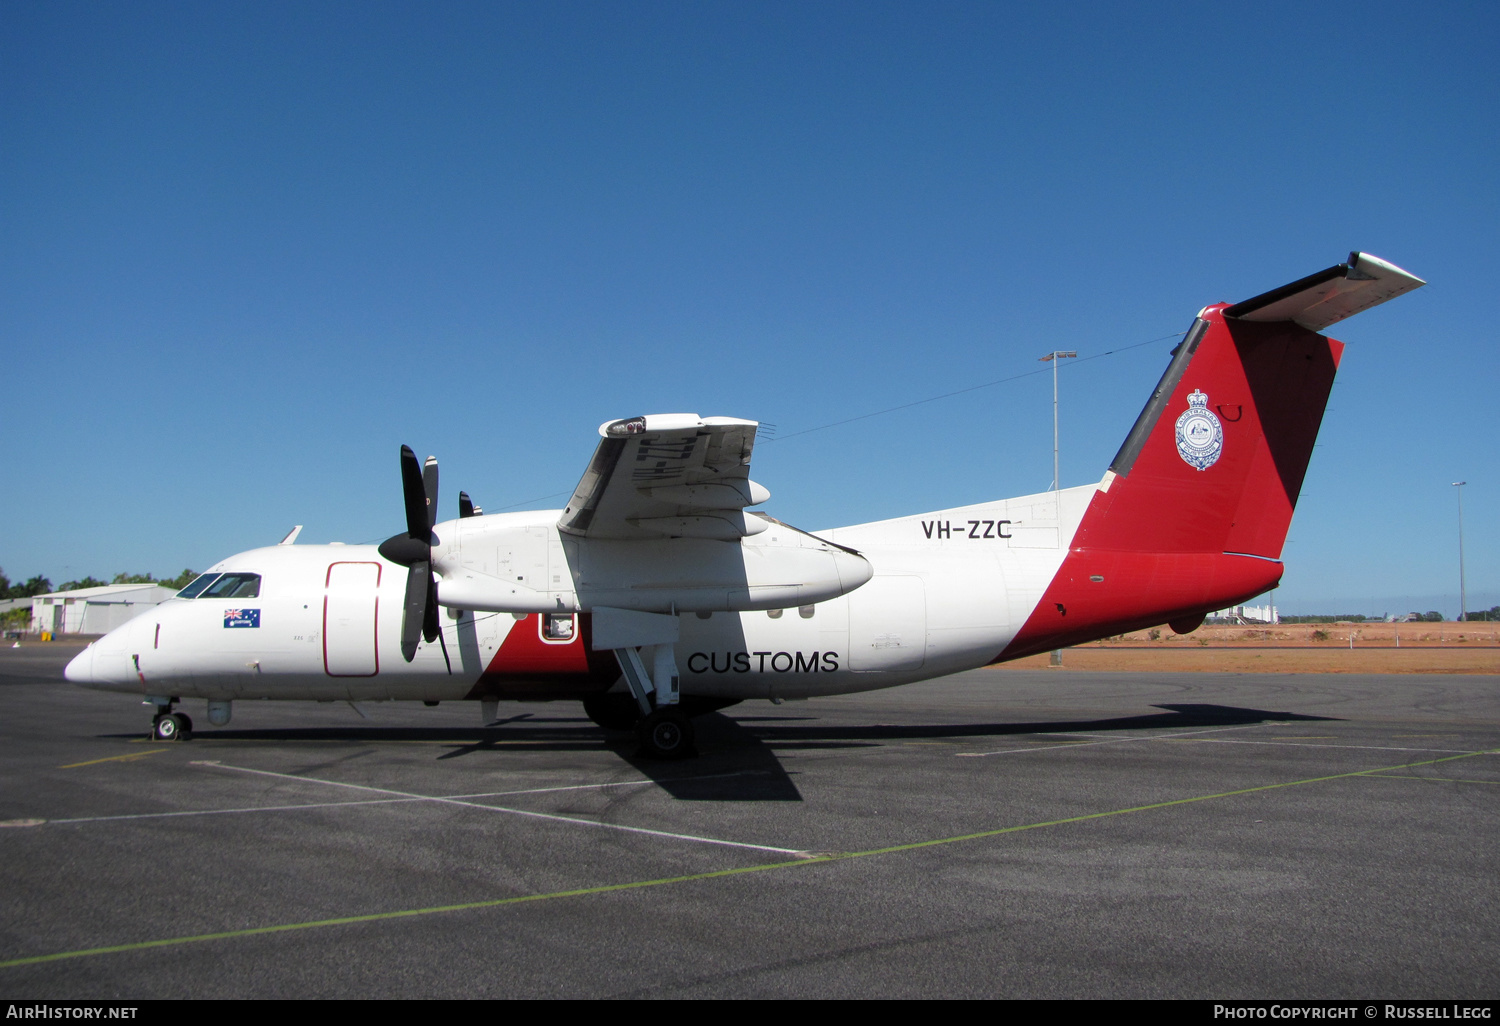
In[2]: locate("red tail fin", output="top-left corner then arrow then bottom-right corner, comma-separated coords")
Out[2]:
1000,253 -> 1423,658
1079,307 -> 1340,558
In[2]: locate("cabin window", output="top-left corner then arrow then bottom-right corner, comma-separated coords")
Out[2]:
199,573 -> 262,599
542,613 -> 575,641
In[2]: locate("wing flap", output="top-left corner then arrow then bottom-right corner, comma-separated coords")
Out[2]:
558,415 -> 770,539
1224,251 -> 1425,331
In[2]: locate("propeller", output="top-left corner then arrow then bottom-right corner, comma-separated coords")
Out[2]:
377,445 -> 451,671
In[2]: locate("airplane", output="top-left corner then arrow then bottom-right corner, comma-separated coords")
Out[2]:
65,252 -> 1425,758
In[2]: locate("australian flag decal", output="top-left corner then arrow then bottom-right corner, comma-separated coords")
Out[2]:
224,608 -> 261,629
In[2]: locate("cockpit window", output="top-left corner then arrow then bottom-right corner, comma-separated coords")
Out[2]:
176,574 -> 220,599
199,573 -> 262,599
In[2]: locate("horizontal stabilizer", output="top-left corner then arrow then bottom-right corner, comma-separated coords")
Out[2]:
1224,252 -> 1424,331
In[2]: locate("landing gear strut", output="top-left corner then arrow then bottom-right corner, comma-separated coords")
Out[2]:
610,643 -> 696,759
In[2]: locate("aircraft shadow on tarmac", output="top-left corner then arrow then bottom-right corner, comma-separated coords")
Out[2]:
727,702 -> 1339,744
99,702 -> 1334,805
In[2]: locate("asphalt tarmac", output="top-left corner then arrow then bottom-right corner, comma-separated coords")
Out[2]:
2,641 -> 1497,999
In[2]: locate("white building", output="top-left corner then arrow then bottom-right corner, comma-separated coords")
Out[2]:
1207,602 -> 1279,624
31,583 -> 179,635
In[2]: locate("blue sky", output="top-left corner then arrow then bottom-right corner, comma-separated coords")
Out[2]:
3,1 -> 1495,615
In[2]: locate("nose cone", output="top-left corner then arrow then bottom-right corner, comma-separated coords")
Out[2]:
64,645 -> 95,685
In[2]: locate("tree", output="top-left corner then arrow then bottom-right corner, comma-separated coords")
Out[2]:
161,569 -> 198,590
13,575 -> 52,597
1422,611 -> 1444,622
0,569 -> 51,598
112,572 -> 157,585
59,576 -> 107,591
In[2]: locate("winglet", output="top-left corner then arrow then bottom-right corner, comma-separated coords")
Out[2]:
1224,252 -> 1424,331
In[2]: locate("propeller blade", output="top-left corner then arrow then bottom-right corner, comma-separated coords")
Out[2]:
459,491 -> 475,518
423,456 -> 439,529
400,561 -> 429,662
399,446 -> 428,542
436,625 -> 452,674
422,575 -> 441,644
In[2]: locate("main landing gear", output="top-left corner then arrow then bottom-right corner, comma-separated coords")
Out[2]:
147,697 -> 191,742
636,707 -> 693,760
602,644 -> 696,760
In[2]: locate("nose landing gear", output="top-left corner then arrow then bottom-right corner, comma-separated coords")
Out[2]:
146,697 -> 191,742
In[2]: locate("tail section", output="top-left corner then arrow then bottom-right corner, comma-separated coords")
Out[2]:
1000,252 -> 1423,658
1081,307 -> 1340,557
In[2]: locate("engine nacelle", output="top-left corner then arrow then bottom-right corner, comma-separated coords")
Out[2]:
432,510 -> 872,614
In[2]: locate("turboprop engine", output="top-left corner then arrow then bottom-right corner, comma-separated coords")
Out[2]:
382,415 -> 873,647
432,509 -> 873,615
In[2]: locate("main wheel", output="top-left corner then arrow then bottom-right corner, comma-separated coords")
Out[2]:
152,713 -> 181,742
636,708 -> 695,760
583,693 -> 643,732
176,713 -> 193,734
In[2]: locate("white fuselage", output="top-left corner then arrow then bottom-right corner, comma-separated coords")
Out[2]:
67,483 -> 1094,704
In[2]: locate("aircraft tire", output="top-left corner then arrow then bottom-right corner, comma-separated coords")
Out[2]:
637,708 -> 695,760
583,693 -> 642,732
152,713 -> 188,742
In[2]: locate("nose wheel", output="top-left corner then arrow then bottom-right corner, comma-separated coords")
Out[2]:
152,711 -> 192,742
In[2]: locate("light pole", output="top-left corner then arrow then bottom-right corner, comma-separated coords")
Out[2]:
1039,350 -> 1078,493
1039,350 -> 1076,667
1453,481 -> 1467,621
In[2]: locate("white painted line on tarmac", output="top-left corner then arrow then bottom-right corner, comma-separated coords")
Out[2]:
48,797 -> 426,825
443,771 -> 762,800
956,723 -> 1264,757
42,771 -> 769,828
192,761 -> 804,854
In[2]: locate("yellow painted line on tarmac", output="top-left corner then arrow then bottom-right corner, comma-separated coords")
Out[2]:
3,746 -> 1494,971
59,750 -> 167,769
1366,774 -> 1500,785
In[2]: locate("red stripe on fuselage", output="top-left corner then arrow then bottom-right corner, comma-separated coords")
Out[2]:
464,613 -> 619,700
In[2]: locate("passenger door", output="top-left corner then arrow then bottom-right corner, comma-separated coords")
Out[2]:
324,562 -> 381,677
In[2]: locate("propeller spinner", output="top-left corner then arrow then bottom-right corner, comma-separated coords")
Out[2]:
377,445 -> 450,669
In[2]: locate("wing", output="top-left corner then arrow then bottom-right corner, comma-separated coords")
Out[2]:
558,414 -> 773,540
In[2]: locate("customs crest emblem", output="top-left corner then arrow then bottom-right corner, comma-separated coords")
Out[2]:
1174,389 -> 1223,471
